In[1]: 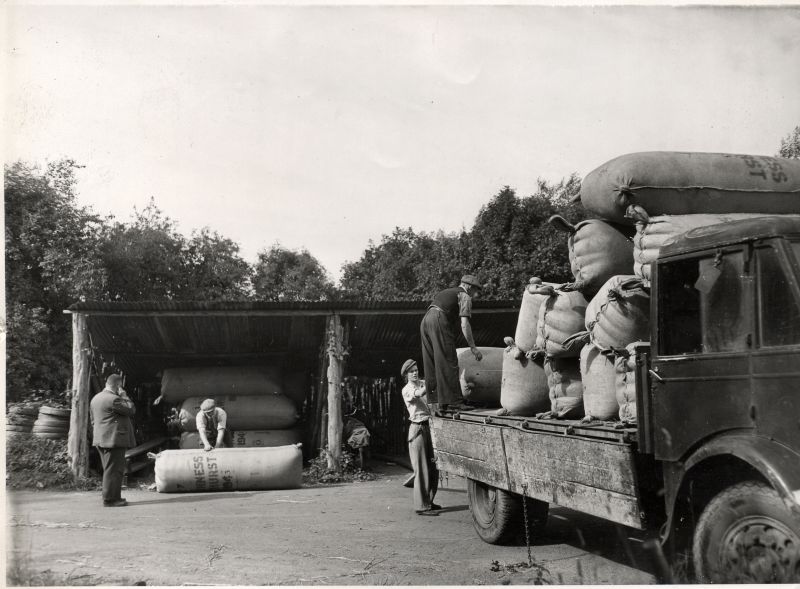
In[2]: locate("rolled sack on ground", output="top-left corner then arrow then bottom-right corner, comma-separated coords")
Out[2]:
579,151 -> 800,224
500,346 -> 549,417
160,366 -> 284,403
179,394 -> 298,431
180,428 -> 304,449
585,275 -> 650,353
154,445 -> 303,493
457,347 -> 503,406
549,215 -> 636,298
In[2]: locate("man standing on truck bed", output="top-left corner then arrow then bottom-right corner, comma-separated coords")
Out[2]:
420,275 -> 483,413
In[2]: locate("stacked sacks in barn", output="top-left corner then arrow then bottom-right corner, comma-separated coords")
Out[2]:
159,366 -> 302,449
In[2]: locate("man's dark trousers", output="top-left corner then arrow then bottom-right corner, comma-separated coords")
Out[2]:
97,447 -> 127,503
420,307 -> 461,405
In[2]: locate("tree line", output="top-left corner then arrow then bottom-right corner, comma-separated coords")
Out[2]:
7,126 -> 798,398
5,161 -> 584,398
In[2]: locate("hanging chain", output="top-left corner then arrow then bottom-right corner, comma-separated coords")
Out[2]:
521,481 -> 532,566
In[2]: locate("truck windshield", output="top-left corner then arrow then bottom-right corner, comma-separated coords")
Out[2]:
658,251 -> 749,356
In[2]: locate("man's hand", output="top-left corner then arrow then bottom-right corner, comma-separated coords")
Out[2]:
203,442 -> 213,452
471,346 -> 483,361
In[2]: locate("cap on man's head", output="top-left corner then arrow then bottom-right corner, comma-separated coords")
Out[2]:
200,399 -> 216,412
461,274 -> 483,289
400,359 -> 417,377
106,373 -> 123,386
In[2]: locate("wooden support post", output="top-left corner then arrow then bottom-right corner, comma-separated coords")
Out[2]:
325,313 -> 349,472
68,313 -> 91,479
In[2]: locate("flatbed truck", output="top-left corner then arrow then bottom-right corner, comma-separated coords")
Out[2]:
431,215 -> 800,583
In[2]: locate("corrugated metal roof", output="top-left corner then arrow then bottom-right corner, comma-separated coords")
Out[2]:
68,299 -> 517,313
70,300 -> 520,380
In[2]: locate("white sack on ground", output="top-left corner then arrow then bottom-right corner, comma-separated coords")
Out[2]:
457,347 -> 503,406
579,344 -> 618,421
154,445 -> 303,493
585,276 -> 650,353
160,366 -> 283,402
579,151 -> 800,224
500,345 -> 549,417
549,215 -> 635,298
179,394 -> 298,432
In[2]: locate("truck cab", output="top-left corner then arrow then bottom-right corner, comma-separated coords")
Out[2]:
644,215 -> 800,582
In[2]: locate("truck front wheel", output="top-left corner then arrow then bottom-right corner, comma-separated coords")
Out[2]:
467,478 -> 548,545
693,480 -> 800,583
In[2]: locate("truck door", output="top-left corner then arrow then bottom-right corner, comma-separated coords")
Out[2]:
752,240 -> 800,450
650,246 -> 754,461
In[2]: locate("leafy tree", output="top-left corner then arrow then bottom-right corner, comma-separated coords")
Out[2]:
182,228 -> 252,300
253,244 -> 335,301
99,200 -> 189,301
339,228 -> 462,301
5,160 -> 108,398
778,125 -> 800,159
339,175 -> 583,301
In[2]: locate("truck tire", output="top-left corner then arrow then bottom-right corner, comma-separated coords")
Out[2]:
693,480 -> 800,583
467,478 -> 548,545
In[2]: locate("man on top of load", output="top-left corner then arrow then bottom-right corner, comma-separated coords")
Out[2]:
420,274 -> 483,414
196,398 -> 232,451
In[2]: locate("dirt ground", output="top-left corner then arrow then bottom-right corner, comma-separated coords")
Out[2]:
6,461 -> 658,586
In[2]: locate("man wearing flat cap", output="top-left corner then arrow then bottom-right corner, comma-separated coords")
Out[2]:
400,359 -> 440,515
196,398 -> 232,451
90,373 -> 136,507
420,275 -> 483,413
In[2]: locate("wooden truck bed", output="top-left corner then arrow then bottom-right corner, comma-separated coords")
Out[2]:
430,409 -> 647,529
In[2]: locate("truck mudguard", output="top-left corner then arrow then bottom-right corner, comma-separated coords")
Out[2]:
678,433 -> 800,517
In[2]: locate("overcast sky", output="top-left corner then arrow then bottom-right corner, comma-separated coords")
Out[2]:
4,4 -> 800,282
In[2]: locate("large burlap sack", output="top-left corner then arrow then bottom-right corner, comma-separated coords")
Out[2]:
633,213 -> 776,283
542,357 -> 584,419
535,286 -> 589,358
585,276 -> 650,353
513,278 -> 559,353
549,215 -> 636,298
615,343 -> 645,424
155,445 -> 303,493
180,428 -> 303,449
160,366 -> 283,403
179,394 -> 298,432
457,347 -> 503,406
500,345 -> 549,417
579,152 -> 800,224
579,344 -> 618,421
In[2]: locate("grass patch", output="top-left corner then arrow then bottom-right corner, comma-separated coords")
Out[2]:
6,435 -> 99,491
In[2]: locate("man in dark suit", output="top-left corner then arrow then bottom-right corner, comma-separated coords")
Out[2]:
90,373 -> 136,507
